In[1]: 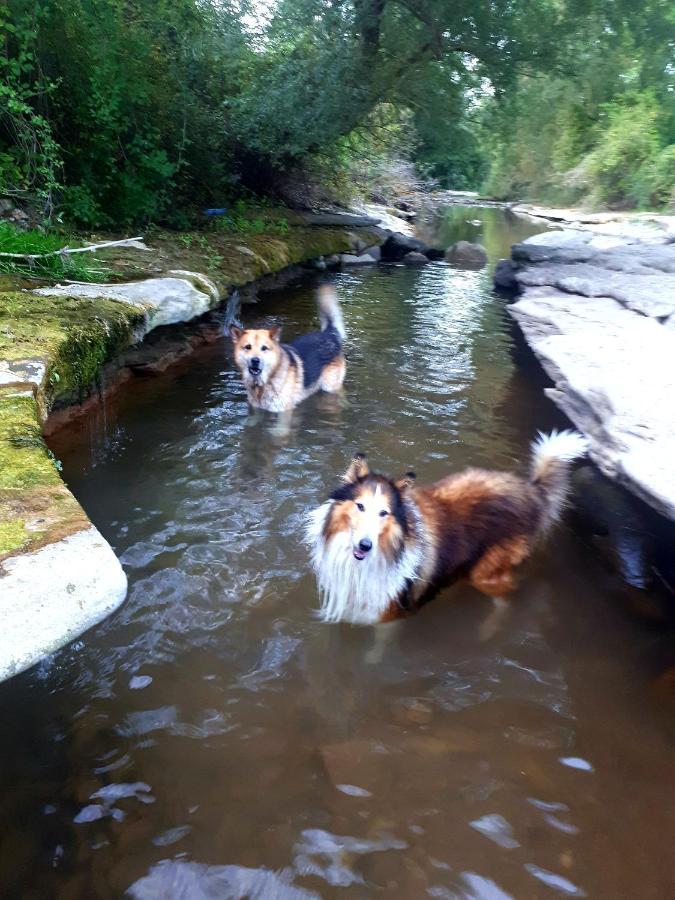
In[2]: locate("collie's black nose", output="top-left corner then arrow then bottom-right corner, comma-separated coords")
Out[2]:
248,357 -> 261,373
358,538 -> 372,553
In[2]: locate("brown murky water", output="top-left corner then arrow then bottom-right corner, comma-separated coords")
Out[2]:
3,208 -> 675,899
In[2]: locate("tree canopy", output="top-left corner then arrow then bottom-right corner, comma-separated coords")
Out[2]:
1,0 -> 673,225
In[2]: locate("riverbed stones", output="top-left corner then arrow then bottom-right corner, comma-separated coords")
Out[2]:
380,232 -> 430,261
505,227 -> 675,521
445,240 -> 488,269
403,251 -> 429,265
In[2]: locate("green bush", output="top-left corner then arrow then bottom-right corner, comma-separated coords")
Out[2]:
634,145 -> 675,209
585,92 -> 660,207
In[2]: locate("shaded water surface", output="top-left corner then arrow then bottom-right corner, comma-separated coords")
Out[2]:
3,208 -> 675,898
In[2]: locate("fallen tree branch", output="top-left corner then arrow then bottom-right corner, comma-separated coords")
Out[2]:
0,236 -> 145,260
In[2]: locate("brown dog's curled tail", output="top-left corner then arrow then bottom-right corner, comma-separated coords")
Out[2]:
318,285 -> 346,342
530,429 -> 588,531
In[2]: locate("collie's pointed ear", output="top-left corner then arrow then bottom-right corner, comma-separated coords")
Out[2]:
395,471 -> 416,491
343,452 -> 369,483
229,324 -> 243,342
268,325 -> 282,342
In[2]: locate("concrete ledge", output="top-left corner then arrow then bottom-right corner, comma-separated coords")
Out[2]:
0,526 -> 127,680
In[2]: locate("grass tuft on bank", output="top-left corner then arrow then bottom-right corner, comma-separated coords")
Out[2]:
0,224 -> 112,282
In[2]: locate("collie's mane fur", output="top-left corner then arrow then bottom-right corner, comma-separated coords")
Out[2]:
306,500 -> 425,624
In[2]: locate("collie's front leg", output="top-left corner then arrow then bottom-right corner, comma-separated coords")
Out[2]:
478,596 -> 510,642
365,619 -> 401,665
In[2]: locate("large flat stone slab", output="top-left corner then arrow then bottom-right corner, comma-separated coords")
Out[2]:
516,261 -> 675,319
34,274 -> 218,332
505,220 -> 675,522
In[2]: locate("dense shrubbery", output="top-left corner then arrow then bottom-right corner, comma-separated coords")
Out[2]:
1,0 -> 673,225
481,9 -> 675,210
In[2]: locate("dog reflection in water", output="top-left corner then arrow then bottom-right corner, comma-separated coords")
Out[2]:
306,431 -> 587,644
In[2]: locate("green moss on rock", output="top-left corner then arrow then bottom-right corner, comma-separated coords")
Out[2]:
0,390 -> 87,559
102,225 -> 383,291
0,292 -> 145,408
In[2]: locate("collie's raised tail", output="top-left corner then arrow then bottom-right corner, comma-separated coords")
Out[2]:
306,430 -> 587,625
229,284 -> 346,413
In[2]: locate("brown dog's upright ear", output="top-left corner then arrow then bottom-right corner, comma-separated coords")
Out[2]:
229,325 -> 243,342
395,471 -> 416,491
268,325 -> 282,342
343,452 -> 370,483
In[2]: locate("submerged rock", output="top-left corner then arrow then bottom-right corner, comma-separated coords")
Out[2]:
494,258 -> 518,290
445,240 -> 488,269
380,232 -> 430,261
402,251 -> 429,265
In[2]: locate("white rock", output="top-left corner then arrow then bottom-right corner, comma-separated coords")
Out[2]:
340,253 -> 378,266
167,270 -> 220,304
0,358 -> 46,388
509,287 -> 675,519
0,526 -> 127,681
33,276 -> 217,333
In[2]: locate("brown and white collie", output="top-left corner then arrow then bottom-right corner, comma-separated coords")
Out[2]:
229,285 -> 346,412
306,431 -> 587,625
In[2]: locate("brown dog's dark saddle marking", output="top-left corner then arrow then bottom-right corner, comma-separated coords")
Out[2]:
285,326 -> 342,389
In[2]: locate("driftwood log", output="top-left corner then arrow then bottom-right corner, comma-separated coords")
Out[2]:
0,236 -> 145,260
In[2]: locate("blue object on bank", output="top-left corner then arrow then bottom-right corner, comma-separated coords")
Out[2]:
203,208 -> 227,216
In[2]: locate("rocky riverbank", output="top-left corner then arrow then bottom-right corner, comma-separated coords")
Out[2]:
496,217 -> 675,525
0,213 -> 387,681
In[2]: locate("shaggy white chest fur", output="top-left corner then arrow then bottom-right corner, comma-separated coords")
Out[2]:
305,502 -> 423,625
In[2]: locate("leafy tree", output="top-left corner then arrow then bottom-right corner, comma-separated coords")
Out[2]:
1,0 -> 674,224
481,2 -> 675,208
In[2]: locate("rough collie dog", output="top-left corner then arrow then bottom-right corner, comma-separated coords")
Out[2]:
229,285 -> 346,412
306,431 -> 587,625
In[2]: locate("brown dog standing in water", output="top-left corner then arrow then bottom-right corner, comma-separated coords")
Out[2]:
306,431 -> 587,625
229,285 -> 346,413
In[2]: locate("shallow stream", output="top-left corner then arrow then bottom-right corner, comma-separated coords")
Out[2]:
2,207 -> 675,898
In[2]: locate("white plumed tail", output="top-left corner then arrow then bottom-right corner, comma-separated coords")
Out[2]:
530,429 -> 588,473
529,429 -> 588,529
318,285 -> 346,342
